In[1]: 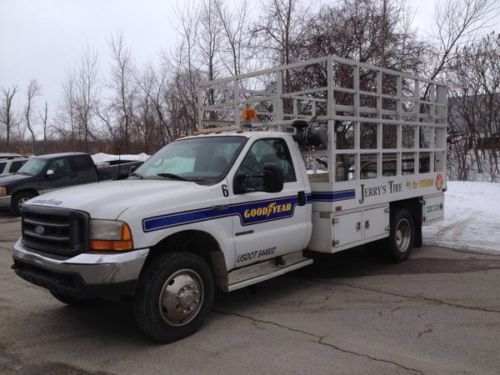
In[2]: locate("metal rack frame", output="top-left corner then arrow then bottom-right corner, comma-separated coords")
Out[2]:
198,55 -> 448,186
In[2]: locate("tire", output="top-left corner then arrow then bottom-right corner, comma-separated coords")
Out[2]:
11,191 -> 37,216
50,289 -> 97,307
385,208 -> 415,263
133,252 -> 214,343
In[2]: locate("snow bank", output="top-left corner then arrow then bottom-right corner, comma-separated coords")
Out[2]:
423,181 -> 500,254
92,153 -> 150,164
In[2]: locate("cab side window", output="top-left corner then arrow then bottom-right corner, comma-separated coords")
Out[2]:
238,138 -> 296,182
0,162 -> 6,173
9,160 -> 26,173
47,158 -> 71,177
70,156 -> 94,173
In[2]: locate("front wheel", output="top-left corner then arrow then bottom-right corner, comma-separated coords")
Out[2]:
11,191 -> 37,216
134,252 -> 214,343
385,208 -> 415,263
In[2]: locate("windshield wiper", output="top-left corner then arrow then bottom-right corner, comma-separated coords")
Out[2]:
156,173 -> 190,181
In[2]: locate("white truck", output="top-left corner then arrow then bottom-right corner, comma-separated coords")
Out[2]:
11,55 -> 447,342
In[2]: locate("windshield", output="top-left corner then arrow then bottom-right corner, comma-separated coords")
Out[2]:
134,136 -> 247,183
17,158 -> 47,176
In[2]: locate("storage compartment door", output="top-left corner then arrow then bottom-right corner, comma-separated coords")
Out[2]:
423,194 -> 444,224
363,206 -> 390,241
332,212 -> 362,248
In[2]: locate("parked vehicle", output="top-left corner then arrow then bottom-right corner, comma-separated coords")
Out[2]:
0,152 -> 140,215
95,158 -> 143,180
0,153 -> 24,160
11,55 -> 447,342
0,157 -> 29,177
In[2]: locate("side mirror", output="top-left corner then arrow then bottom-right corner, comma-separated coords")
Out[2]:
129,165 -> 138,174
263,163 -> 284,193
233,163 -> 284,194
46,169 -> 55,177
233,174 -> 246,195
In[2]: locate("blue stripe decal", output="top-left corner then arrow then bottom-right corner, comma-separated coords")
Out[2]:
142,195 -> 311,233
311,189 -> 355,202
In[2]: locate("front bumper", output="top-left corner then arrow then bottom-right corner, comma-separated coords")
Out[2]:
12,239 -> 149,297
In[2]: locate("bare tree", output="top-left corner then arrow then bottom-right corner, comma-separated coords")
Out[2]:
0,85 -> 18,147
109,33 -> 137,150
428,0 -> 498,82
198,0 -> 223,83
61,46 -> 99,151
77,47 -> 99,151
215,0 -> 248,76
24,80 -> 41,153
135,64 -> 173,143
39,101 -> 49,152
251,0 -> 305,68
447,32 -> 500,181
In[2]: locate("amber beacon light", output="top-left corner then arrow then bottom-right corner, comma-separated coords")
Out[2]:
241,107 -> 257,122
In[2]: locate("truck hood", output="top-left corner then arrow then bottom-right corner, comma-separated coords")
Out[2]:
0,173 -> 31,187
25,179 -> 205,219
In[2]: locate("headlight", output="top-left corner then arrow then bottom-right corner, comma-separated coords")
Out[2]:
89,219 -> 134,251
0,187 -> 6,197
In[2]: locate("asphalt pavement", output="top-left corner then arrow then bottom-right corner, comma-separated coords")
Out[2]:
1,210 -> 500,375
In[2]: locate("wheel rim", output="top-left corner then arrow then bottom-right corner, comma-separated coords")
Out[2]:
159,268 -> 204,327
394,218 -> 411,253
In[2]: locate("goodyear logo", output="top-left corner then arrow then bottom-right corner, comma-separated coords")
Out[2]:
243,202 -> 293,219
240,199 -> 296,225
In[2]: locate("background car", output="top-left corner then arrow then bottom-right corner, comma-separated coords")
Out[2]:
0,157 -> 29,177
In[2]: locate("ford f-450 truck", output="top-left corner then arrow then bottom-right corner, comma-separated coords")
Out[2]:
11,55 -> 447,342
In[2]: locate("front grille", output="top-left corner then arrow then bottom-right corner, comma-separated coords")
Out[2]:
21,205 -> 90,257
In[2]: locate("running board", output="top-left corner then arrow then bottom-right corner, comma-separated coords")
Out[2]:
227,251 -> 313,292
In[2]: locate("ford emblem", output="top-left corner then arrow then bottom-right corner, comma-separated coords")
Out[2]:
34,225 -> 45,235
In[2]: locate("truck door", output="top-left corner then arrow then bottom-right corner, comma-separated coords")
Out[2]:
40,157 -> 74,192
230,138 -> 309,267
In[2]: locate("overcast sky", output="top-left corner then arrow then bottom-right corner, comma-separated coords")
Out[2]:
0,0 -> 499,137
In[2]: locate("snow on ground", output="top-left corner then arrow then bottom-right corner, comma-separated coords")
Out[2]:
92,153 -> 150,164
423,181 -> 500,254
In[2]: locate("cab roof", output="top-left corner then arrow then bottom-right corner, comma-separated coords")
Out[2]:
182,130 -> 290,140
34,152 -> 89,160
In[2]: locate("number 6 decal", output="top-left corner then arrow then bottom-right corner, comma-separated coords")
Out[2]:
222,184 -> 229,197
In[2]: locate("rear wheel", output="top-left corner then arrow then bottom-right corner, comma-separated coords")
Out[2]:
11,191 -> 36,216
386,208 -> 415,263
134,252 -> 214,343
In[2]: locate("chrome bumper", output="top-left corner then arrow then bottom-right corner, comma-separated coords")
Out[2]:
12,239 -> 149,285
